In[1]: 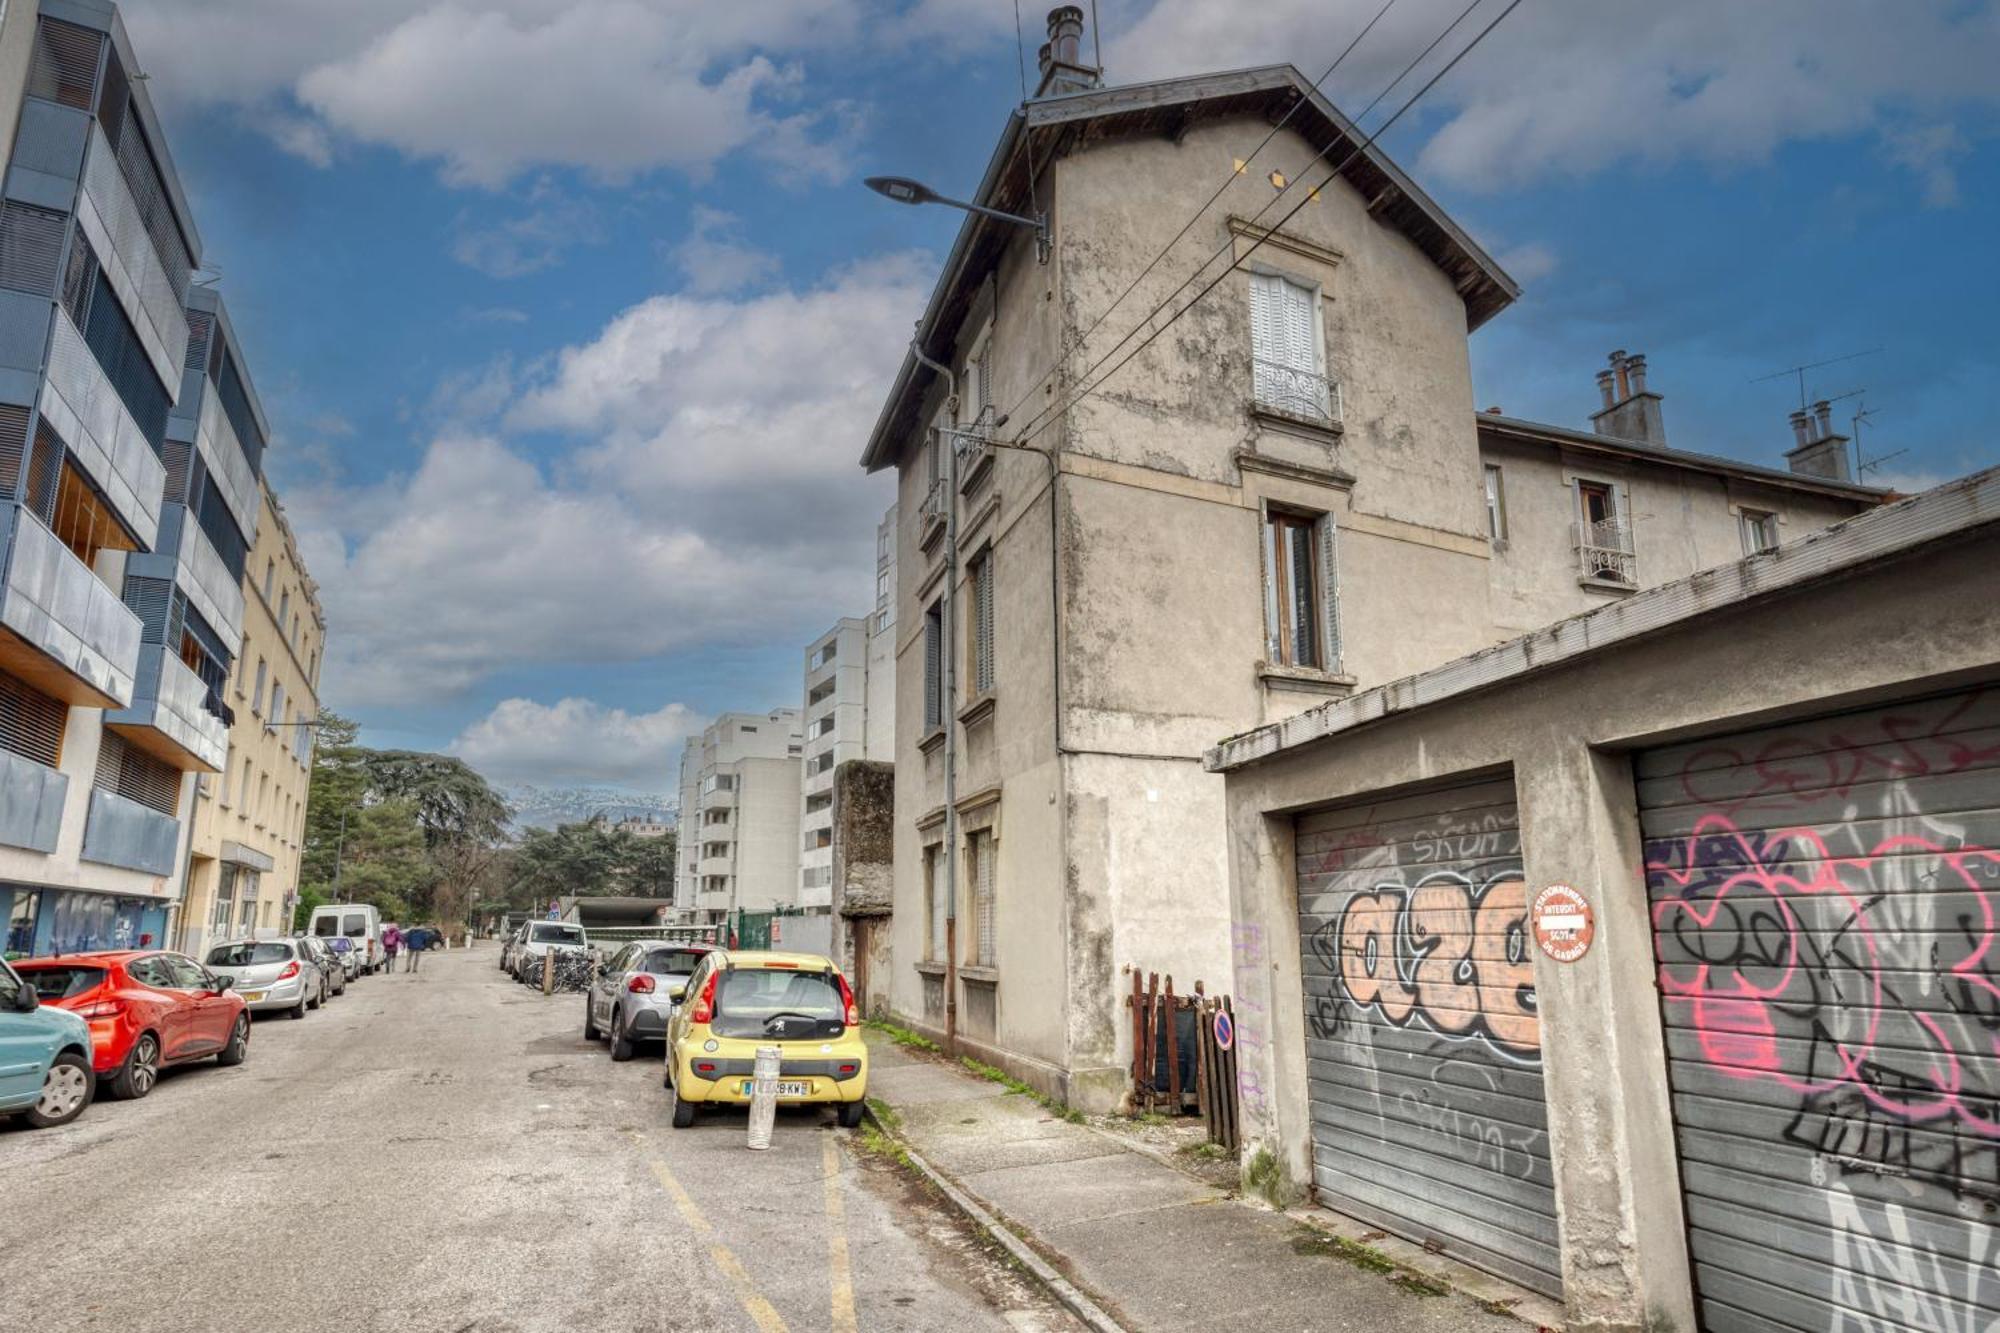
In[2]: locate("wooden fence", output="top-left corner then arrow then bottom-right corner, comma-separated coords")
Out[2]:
1127,972 -> 1239,1152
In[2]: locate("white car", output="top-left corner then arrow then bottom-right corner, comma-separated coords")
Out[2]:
512,921 -> 589,984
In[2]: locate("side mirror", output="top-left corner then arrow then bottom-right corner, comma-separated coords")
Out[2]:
11,984 -> 37,1013
669,985 -> 688,1003
212,976 -> 234,993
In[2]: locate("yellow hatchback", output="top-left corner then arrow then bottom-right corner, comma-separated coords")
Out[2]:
662,950 -> 868,1129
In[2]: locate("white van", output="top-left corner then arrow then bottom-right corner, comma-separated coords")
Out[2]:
309,904 -> 382,974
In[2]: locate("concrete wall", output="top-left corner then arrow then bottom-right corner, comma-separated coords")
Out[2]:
1214,527 -> 2000,1332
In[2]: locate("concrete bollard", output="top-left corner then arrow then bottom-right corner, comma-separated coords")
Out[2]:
746,1044 -> 781,1150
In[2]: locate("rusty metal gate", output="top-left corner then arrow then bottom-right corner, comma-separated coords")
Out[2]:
1295,776 -> 1562,1297
1639,688 -> 2000,1331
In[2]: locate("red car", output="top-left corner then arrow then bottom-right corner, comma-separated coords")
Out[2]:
13,951 -> 249,1099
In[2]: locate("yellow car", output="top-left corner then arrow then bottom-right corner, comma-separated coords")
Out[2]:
662,950 -> 867,1129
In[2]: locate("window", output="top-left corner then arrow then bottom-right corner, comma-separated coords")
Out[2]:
278,589 -> 289,628
969,830 -> 996,967
805,828 -> 831,851
1740,508 -> 1780,555
970,551 -> 995,694
269,684 -> 285,734
923,601 -> 945,732
925,844 -> 946,962
811,640 -> 838,670
1249,272 -> 1330,420
1261,508 -> 1338,671
739,724 -> 758,734
94,732 -> 180,815
810,750 -> 835,775
805,792 -> 832,814
252,659 -> 266,716
962,331 -> 992,426
263,559 -> 274,600
813,715 -> 836,738
1576,480 -> 1635,583
1483,465 -> 1507,543
50,456 -> 138,569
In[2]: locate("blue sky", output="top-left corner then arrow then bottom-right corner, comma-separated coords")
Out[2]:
117,0 -> 2000,796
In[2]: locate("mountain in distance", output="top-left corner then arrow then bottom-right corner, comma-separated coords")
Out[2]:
504,785 -> 677,832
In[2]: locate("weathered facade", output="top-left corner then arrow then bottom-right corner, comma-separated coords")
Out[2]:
1207,469 -> 2000,1331
828,757 -> 893,1016
858,31 -> 1881,1109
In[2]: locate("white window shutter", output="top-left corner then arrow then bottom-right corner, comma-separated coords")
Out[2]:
1316,513 -> 1342,672
1257,499 -> 1280,661
1280,279 -> 1319,373
924,611 -> 942,729
976,834 -> 995,966
975,557 -> 995,693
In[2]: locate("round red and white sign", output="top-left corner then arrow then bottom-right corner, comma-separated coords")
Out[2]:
1532,884 -> 1595,963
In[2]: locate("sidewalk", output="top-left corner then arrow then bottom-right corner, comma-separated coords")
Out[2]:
865,1031 -> 1550,1333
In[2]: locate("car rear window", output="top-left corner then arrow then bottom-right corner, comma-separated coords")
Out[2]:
642,948 -> 707,976
327,938 -> 353,953
20,965 -> 104,1000
710,967 -> 846,1040
531,924 -> 584,944
207,943 -> 291,966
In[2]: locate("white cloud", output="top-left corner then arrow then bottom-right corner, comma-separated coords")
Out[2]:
1495,241 -> 1556,287
451,182 -> 602,277
669,207 -> 781,295
1880,123 -> 1969,209
1112,0 -> 2000,196
451,696 -> 706,785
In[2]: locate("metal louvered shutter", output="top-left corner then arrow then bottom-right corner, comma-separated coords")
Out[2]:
1315,513 -> 1342,671
923,605 -> 942,730
28,18 -> 101,110
1638,688 -> 2000,1333
122,575 -> 173,644
26,422 -> 63,523
975,832 -> 995,966
973,554 -> 995,693
0,404 -> 28,498
0,667 -> 67,767
160,438 -> 192,505
60,232 -> 98,329
184,310 -> 214,372
0,203 -> 68,296
1295,777 -> 1563,1297
96,731 -> 182,816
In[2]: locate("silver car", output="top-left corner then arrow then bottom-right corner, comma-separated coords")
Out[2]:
205,939 -> 327,1018
584,941 -> 712,1060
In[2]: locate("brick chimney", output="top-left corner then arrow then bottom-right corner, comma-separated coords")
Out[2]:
1785,398 -> 1853,481
1035,6 -> 1102,97
1588,349 -> 1666,445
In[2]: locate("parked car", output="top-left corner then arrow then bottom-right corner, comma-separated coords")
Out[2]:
512,921 -> 589,984
13,951 -> 249,1101
0,956 -> 95,1128
300,937 -> 347,996
308,903 -> 383,974
586,941 -> 712,1060
662,950 -> 865,1129
323,937 -> 364,983
205,939 -> 326,1018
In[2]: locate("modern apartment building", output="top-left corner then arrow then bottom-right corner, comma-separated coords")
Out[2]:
796,603 -> 894,910
674,708 -> 802,922
180,481 -> 322,955
858,16 -> 1882,1109
0,1 -> 278,957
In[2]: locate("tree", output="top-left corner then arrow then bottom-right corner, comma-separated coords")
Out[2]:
620,829 -> 678,899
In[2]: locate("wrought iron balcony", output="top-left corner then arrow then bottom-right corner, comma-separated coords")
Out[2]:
1574,519 -> 1637,585
952,418 -> 996,493
1252,359 -> 1343,427
918,474 -> 949,549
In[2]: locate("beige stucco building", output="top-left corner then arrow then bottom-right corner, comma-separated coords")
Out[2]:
857,38 -> 1881,1109
178,484 -> 323,955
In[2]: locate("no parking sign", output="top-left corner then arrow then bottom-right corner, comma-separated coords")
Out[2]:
1213,1010 -> 1235,1051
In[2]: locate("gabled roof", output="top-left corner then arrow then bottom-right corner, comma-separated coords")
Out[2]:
860,65 -> 1519,472
1478,413 -> 1887,504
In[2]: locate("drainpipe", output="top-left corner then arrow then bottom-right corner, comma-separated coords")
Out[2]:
911,337 -> 960,1052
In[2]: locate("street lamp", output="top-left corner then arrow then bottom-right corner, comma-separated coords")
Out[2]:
864,175 -> 1048,264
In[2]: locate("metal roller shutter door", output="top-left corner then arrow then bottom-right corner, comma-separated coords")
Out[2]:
1639,688 -> 2000,1332
1294,776 -> 1563,1297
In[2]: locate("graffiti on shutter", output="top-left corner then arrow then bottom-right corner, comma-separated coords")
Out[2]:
1294,777 -> 1562,1297
1640,688 -> 2000,1332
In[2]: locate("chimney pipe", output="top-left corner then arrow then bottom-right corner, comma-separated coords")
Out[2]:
1047,5 -> 1085,66
1595,369 -> 1616,411
1610,349 -> 1629,401
1789,410 -> 1813,449
1626,353 -> 1648,396
1813,399 -> 1833,442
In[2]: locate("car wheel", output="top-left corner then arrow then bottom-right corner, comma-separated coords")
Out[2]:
837,1100 -> 866,1129
668,1074 -> 696,1129
583,1000 -> 601,1042
25,1052 -> 93,1128
110,1033 -> 160,1100
216,1015 -> 249,1067
290,991 -> 308,1019
608,1009 -> 635,1062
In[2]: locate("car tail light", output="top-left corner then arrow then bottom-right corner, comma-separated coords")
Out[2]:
627,975 -> 655,994
689,971 -> 718,1025
838,1063 -> 858,1075
78,999 -> 125,1020
278,961 -> 300,980
693,1060 -> 717,1076
835,971 -> 858,1027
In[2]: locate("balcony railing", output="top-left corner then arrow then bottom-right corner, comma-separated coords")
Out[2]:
952,419 -> 995,493
81,787 -> 182,876
0,503 -> 143,708
1253,359 -> 1343,427
918,474 -> 949,546
106,643 -> 229,772
1574,519 -> 1637,585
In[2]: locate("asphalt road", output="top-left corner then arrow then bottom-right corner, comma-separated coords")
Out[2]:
0,945 -> 1080,1333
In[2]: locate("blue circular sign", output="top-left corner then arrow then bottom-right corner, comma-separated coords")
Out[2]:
1213,1011 -> 1235,1051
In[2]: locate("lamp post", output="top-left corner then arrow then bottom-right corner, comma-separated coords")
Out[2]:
865,176 -> 1048,264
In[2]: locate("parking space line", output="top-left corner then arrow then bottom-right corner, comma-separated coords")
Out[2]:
822,1133 -> 858,1333
631,1133 -> 789,1333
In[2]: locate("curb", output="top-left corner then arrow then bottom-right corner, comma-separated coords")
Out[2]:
863,1105 -> 1129,1333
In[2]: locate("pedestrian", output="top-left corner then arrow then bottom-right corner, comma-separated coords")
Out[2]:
381,923 -> 401,975
406,927 -> 427,971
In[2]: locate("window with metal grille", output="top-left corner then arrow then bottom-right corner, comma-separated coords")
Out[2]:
82,268 -> 170,452
95,731 -> 183,816
195,473 -> 248,580
0,202 -> 68,297
923,601 -> 944,731
0,667 -> 68,768
211,344 -> 266,474
971,829 -> 996,967
970,551 -> 995,694
0,404 -> 28,499
28,18 -> 101,111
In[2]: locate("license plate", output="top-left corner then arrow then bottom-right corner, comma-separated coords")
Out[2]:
741,1079 -> 812,1098
243,991 -> 266,1002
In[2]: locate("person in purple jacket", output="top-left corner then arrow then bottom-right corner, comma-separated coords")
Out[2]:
381,923 -> 402,975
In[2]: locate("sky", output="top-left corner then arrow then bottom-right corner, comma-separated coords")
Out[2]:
114,0 -> 2000,797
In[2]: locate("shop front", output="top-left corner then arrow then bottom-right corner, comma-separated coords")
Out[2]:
0,885 -> 171,959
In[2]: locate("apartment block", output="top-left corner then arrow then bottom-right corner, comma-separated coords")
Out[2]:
797,609 -> 895,909
179,481 -> 322,955
858,17 -> 1882,1109
675,709 -> 802,922
0,1 -> 266,956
